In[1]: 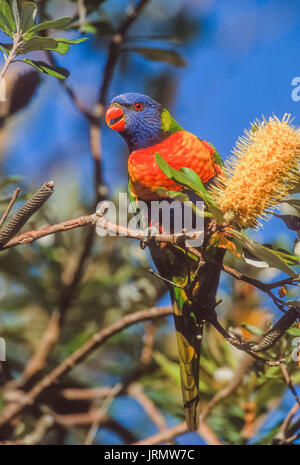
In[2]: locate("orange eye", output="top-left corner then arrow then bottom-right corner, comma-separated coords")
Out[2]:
134,102 -> 144,111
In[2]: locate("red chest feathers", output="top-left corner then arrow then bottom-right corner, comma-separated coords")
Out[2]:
128,130 -> 216,200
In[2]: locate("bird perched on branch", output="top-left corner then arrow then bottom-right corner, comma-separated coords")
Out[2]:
106,93 -> 224,431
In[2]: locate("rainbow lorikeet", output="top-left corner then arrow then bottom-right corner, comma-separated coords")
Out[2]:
105,93 -> 224,431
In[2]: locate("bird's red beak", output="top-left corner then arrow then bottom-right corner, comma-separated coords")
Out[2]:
105,105 -> 125,132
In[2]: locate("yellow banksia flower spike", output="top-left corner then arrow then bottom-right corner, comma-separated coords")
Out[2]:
211,114 -> 300,229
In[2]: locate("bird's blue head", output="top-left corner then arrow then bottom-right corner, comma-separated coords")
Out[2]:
105,93 -> 179,151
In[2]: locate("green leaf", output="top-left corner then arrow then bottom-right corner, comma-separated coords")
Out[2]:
179,167 -> 207,194
241,323 -> 265,336
233,230 -> 298,277
0,176 -> 22,190
155,187 -> 189,202
20,1 -> 37,33
0,42 -> 11,56
155,153 -> 223,221
10,0 -> 19,33
20,36 -> 87,55
153,351 -> 180,384
0,1 -> 15,34
49,37 -> 88,55
155,153 -> 209,200
286,326 -> 300,336
24,58 -> 70,79
26,17 -> 72,35
19,37 -> 59,54
129,47 -> 186,67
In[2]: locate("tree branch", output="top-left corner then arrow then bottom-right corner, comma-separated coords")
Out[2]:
0,306 -> 171,429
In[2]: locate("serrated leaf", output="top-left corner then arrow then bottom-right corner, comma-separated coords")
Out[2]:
20,1 -> 37,33
0,1 -> 15,34
24,58 -> 70,79
129,47 -> 186,67
233,230 -> 298,277
26,17 -> 72,35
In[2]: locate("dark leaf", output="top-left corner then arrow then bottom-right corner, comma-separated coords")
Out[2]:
274,213 -> 300,231
241,323 -> 265,336
10,0 -> 19,33
233,230 -> 298,277
9,70 -> 41,116
26,17 -> 72,35
0,42 -> 12,55
19,37 -> 59,54
20,1 -> 37,33
129,47 -> 186,67
24,58 -> 70,79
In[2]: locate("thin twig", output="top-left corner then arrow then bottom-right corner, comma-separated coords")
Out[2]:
24,0 -> 152,388
0,188 -> 20,228
274,403 -> 300,443
128,383 -> 167,432
0,306 -> 172,428
280,363 -> 300,407
133,353 -> 254,445
84,383 -> 123,445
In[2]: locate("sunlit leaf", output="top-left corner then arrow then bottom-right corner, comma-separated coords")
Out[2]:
0,0 -> 15,34
48,37 -> 88,55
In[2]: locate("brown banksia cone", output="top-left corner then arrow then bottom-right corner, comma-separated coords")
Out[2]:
211,115 -> 300,229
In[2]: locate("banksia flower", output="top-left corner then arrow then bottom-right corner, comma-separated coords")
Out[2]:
211,115 -> 300,229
